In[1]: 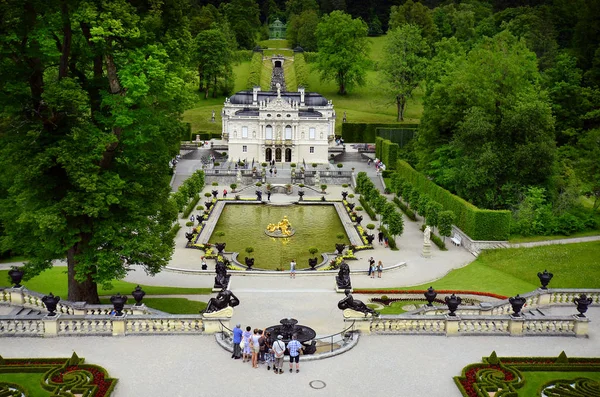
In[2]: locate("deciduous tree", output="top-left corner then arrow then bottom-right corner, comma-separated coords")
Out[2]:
315,11 -> 369,95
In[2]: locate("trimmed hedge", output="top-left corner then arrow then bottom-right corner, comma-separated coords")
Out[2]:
342,123 -> 419,144
359,196 -> 378,221
294,53 -> 309,90
393,197 -> 417,221
247,52 -> 263,89
376,137 -> 399,170
395,160 -> 510,241
376,127 -> 416,147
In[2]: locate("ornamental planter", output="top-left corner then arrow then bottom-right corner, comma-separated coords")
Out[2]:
335,244 -> 345,254
245,257 -> 254,270
8,267 -> 24,288
42,293 -> 60,316
509,294 -> 526,317
537,270 -> 553,290
445,294 -> 462,316
347,203 -> 355,210
424,287 -> 437,307
212,190 -> 218,198
366,234 -> 375,244
131,285 -> 146,306
341,191 -> 348,200
308,258 -> 318,269
110,293 -> 128,316
355,215 -> 363,225
574,294 -> 593,317
215,242 -> 226,254
298,190 -> 305,201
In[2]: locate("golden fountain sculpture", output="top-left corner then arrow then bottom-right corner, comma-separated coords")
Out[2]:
266,216 -> 295,237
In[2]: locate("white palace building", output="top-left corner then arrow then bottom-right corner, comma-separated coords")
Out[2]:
221,85 -> 336,164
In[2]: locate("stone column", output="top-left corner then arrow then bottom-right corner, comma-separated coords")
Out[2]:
508,316 -> 524,336
421,242 -> 432,258
43,314 -> 60,337
573,315 -> 589,337
9,287 -> 25,305
445,315 -> 460,336
112,315 -> 127,336
538,290 -> 552,305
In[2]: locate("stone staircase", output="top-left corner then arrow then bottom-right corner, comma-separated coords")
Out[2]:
7,306 -> 44,317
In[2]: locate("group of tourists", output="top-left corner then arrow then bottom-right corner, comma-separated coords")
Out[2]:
367,257 -> 384,278
232,324 -> 303,374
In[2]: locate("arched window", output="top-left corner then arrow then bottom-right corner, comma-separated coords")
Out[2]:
285,125 -> 292,140
266,125 -> 273,139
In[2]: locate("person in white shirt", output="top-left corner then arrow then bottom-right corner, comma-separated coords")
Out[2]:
272,335 -> 286,374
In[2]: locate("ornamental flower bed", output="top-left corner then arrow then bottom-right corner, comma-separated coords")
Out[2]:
455,351 -> 600,397
353,289 -> 508,300
0,353 -> 117,397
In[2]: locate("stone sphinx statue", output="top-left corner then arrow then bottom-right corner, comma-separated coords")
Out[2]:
203,288 -> 240,313
214,261 -> 230,289
335,262 -> 352,290
338,289 -> 376,316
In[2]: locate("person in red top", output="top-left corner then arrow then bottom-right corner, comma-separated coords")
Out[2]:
223,189 -> 227,198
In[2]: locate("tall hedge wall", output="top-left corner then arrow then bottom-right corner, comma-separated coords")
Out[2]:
375,137 -> 399,169
342,123 -> 419,143
247,52 -> 263,89
294,53 -> 309,90
395,160 -> 510,241
376,127 -> 416,147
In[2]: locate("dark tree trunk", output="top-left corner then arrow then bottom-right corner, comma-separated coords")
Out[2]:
67,244 -> 100,304
198,65 -> 204,92
397,95 -> 406,122
212,75 -> 217,98
58,0 -> 72,79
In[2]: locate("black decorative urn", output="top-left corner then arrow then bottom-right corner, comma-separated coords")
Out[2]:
366,234 -> 375,244
445,294 -> 462,316
8,267 -> 24,288
347,203 -> 355,211
42,293 -> 60,316
205,201 -> 213,210
298,190 -> 305,201
245,257 -> 254,270
509,294 -> 526,317
574,294 -> 593,318
132,285 -> 146,306
424,286 -> 437,307
215,242 -> 226,254
335,243 -> 345,254
110,293 -> 128,316
537,270 -> 553,290
212,190 -> 218,198
355,215 -> 363,225
341,191 -> 348,200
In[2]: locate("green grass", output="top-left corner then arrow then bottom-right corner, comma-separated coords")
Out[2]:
0,255 -> 27,264
0,267 -> 211,297
367,36 -> 387,65
263,49 -> 293,57
517,371 -> 600,396
284,58 -> 297,91
0,373 -> 47,397
366,241 -> 600,296
377,300 -> 443,315
261,59 -> 273,91
100,297 -> 208,314
258,39 -> 290,49
509,230 -> 600,243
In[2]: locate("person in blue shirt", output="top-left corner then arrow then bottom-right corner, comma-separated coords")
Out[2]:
287,334 -> 303,373
232,324 -> 243,359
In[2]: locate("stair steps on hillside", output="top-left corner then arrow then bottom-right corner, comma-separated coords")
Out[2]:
8,307 -> 44,317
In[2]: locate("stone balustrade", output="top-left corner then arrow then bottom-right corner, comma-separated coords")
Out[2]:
347,313 -> 589,337
412,289 -> 600,316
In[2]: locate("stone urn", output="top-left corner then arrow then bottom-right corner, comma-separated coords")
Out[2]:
308,257 -> 318,270
335,243 -> 345,254
42,293 -> 60,316
445,294 -> 462,316
341,191 -> 348,200
8,267 -> 24,288
537,270 -> 553,290
110,293 -> 128,316
347,203 -> 355,211
212,190 -> 218,198
131,285 -> 146,306
298,190 -> 305,201
205,201 -> 213,210
424,287 -> 437,307
215,242 -> 226,254
509,294 -> 526,317
355,215 -> 363,225
574,294 -> 593,317
366,234 -> 375,245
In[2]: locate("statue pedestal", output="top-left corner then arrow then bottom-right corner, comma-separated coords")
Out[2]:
421,242 -> 432,258
335,283 -> 353,293
203,307 -> 234,334
343,309 -> 372,318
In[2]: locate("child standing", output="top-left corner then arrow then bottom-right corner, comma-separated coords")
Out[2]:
370,261 -> 376,278
377,261 -> 383,278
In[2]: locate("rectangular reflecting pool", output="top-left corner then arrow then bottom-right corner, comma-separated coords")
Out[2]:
209,204 -> 349,270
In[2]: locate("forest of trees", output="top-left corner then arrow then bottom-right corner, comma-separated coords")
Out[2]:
1,0 -> 599,302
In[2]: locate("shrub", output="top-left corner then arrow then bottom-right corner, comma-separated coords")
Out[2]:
256,182 -> 262,187
342,184 -> 349,188
359,196 -> 377,221
230,183 -> 237,191
308,247 -> 318,256
355,206 -> 363,211
312,163 -> 318,168
215,231 -> 225,237
212,182 -> 218,186
204,192 -> 212,198
336,233 -> 345,240
185,221 -> 194,227
393,197 -> 417,221
337,163 -> 343,168
348,194 -> 355,198
379,225 -> 398,250
214,162 -> 220,166
366,223 -> 375,230
261,162 -> 268,167
430,233 -> 447,251
299,183 -> 305,187
182,194 -> 200,218
290,163 -> 297,167
342,123 -> 415,143
245,247 -> 254,254
438,210 -> 455,241
395,160 -> 510,240
196,206 -> 204,211
321,184 -> 327,191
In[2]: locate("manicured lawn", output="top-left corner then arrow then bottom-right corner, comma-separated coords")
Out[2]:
258,39 -> 289,49
100,297 -> 208,314
376,300 -> 443,315
372,241 -> 600,296
261,59 -> 273,91
182,96 -> 224,134
233,61 -> 251,92
1,267 -> 211,297
0,373 -> 47,397
517,371 -> 600,396
284,58 -> 297,91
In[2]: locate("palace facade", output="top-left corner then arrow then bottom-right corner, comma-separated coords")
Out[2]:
222,86 -> 336,164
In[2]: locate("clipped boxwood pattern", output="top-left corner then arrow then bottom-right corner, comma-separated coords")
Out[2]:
0,352 -> 117,397
395,160 -> 510,241
454,351 -> 600,397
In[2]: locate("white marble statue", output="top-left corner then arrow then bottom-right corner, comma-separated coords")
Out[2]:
423,226 -> 431,244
